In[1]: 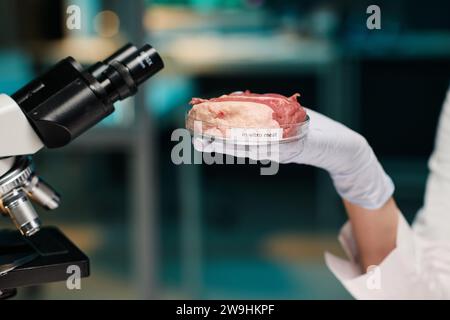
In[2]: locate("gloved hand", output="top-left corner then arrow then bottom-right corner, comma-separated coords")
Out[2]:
193,108 -> 394,210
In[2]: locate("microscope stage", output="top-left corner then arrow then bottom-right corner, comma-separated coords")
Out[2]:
0,227 -> 89,290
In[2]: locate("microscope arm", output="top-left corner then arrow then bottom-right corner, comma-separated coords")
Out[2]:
0,94 -> 43,158
0,94 -> 44,175
0,158 -> 16,177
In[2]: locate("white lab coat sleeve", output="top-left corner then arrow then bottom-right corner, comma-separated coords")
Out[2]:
324,211 -> 449,299
413,87 -> 450,242
324,86 -> 450,299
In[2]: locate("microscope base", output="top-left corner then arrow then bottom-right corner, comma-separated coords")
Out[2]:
0,227 -> 89,292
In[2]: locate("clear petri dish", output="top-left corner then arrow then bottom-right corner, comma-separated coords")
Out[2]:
186,113 -> 310,146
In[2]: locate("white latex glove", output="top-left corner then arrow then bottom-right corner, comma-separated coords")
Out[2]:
193,108 -> 394,209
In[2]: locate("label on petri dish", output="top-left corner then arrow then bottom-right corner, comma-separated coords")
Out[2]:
228,128 -> 283,143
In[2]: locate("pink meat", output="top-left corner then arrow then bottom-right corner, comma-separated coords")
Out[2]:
189,91 -> 307,137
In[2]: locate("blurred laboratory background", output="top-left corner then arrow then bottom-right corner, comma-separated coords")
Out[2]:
0,0 -> 450,299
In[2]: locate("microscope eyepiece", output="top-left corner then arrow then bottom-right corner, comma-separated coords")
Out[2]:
12,43 -> 164,148
88,44 -> 164,105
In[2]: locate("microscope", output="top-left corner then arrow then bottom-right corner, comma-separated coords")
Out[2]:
0,43 -> 164,298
